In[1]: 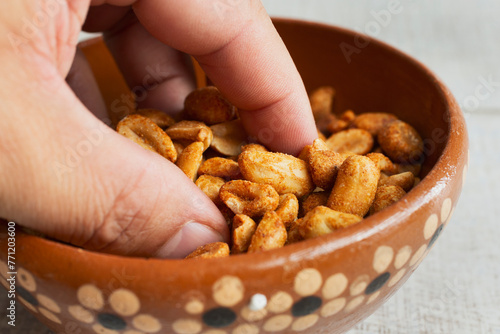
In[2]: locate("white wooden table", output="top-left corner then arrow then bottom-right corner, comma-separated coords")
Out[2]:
2,1 -> 500,333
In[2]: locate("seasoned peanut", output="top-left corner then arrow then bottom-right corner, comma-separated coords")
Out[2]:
231,215 -> 257,254
117,114 -> 177,162
326,110 -> 356,134
378,171 -> 415,192
184,86 -> 237,125
195,175 -> 225,205
239,150 -> 315,197
134,109 -> 175,128
241,143 -> 268,153
275,194 -> 299,229
176,142 -> 204,181
173,142 -> 185,156
185,242 -> 230,259
370,185 -> 406,215
219,180 -> 280,217
325,128 -> 374,155
198,157 -> 241,180
166,120 -> 213,151
298,138 -> 329,162
308,148 -> 345,190
247,211 -> 287,253
309,86 -> 335,122
378,120 -> 423,163
286,218 -> 304,244
396,163 -> 421,176
299,206 -> 362,239
327,155 -> 380,217
366,152 -> 398,175
300,191 -> 329,217
210,119 -> 248,156
352,112 -> 397,136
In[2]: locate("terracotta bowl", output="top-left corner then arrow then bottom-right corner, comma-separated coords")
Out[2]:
0,18 -> 467,334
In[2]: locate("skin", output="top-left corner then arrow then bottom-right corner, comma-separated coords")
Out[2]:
0,0 -> 317,258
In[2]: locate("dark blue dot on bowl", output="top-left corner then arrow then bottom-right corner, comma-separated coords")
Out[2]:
17,286 -> 39,306
291,296 -> 322,317
97,313 -> 127,330
365,272 -> 391,295
202,307 -> 236,328
428,224 -> 444,249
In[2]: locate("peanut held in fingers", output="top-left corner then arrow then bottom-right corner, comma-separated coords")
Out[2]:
185,242 -> 230,259
195,175 -> 226,205
247,211 -> 287,253
352,112 -> 397,136
325,128 -> 374,155
176,142 -> 204,181
327,155 -> 380,217
117,114 -> 177,162
370,185 -> 406,215
238,150 -> 315,197
378,120 -> 424,163
299,206 -> 362,239
184,86 -> 237,125
231,215 -> 257,254
275,194 -> 299,229
198,157 -> 241,180
219,180 -> 280,217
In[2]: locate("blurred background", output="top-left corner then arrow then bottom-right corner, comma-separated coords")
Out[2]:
7,1 -> 498,333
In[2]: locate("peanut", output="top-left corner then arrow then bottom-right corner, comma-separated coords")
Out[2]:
176,142 -> 204,181
185,242 -> 230,259
366,152 -> 398,175
299,206 -> 362,239
325,128 -> 374,155
352,112 -> 397,136
308,148 -> 345,190
286,218 -> 305,244
198,157 -> 241,180
309,86 -> 335,122
300,191 -> 329,217
247,211 -> 287,253
195,175 -> 226,205
241,143 -> 268,153
219,180 -> 280,217
210,119 -> 248,156
370,185 -> 406,215
378,171 -> 415,192
327,155 -> 380,217
117,114 -> 177,162
184,86 -> 237,125
378,120 -> 423,163
231,215 -> 257,254
134,109 -> 175,129
275,194 -> 299,229
166,120 -> 213,151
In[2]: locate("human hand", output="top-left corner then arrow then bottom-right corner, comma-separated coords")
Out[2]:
0,0 -> 317,258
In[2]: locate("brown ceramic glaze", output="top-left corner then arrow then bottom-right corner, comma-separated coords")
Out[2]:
0,19 -> 468,334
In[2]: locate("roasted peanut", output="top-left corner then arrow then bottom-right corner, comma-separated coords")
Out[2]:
370,185 -> 406,215
184,86 -> 237,125
352,112 -> 397,136
185,242 -> 230,259
134,109 -> 175,128
247,211 -> 287,253
300,191 -> 329,217
299,206 -> 362,239
309,86 -> 335,122
378,171 -> 415,192
231,215 -> 257,254
198,157 -> 241,180
195,175 -> 226,205
219,180 -> 280,217
326,110 -> 356,134
275,194 -> 299,229
366,152 -> 398,175
327,155 -> 380,217
378,120 -> 423,163
241,143 -> 268,153
396,163 -> 421,176
166,120 -> 213,151
239,150 -> 315,197
308,148 -> 345,190
117,114 -> 177,162
210,119 -> 248,156
325,128 -> 374,155
286,218 -> 305,244
298,138 -> 329,162
173,142 -> 185,156
176,142 -> 204,181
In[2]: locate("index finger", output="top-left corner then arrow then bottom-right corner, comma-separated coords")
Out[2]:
132,0 -> 317,154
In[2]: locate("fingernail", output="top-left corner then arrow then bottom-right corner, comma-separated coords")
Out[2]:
155,222 -> 224,258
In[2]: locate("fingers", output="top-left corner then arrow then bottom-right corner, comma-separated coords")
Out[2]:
132,0 -> 318,154
0,65 -> 228,258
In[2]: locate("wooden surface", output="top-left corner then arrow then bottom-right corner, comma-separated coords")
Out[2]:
2,1 -> 499,333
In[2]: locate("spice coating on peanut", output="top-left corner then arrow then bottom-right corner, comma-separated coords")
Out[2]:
247,211 -> 287,253
176,142 -> 204,181
195,175 -> 226,205
300,206 -> 362,239
352,112 -> 397,136
219,180 -> 280,217
378,120 -> 424,163
370,185 -> 406,215
325,128 -> 374,155
275,194 -> 299,229
231,215 -> 257,254
198,157 -> 241,180
184,86 -> 237,125
185,242 -> 230,259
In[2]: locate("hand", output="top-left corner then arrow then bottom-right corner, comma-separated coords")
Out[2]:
0,0 -> 317,258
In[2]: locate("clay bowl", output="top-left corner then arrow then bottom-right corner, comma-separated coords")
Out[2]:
0,18 -> 467,334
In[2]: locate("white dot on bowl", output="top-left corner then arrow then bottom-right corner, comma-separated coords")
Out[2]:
232,324 -> 259,334
394,245 -> 412,269
212,276 -> 244,307
373,246 -> 394,273
68,304 -> 94,324
294,268 -> 323,296
109,288 -> 140,317
349,275 -> 370,296
133,314 -> 162,333
249,293 -> 267,311
423,214 -> 438,240
344,296 -> 365,313
409,244 -> 428,266
263,315 -> 293,332
18,267 -> 36,292
388,269 -> 407,287
441,198 -> 453,223
77,284 -> 104,311
39,307 -> 62,324
267,291 -> 293,313
322,273 -> 348,299
291,314 -> 319,331
37,293 -> 61,313
320,298 -> 346,317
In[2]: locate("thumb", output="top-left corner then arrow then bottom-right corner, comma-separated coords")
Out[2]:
0,66 -> 228,258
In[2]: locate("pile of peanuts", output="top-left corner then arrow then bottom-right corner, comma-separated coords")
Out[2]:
116,86 -> 424,259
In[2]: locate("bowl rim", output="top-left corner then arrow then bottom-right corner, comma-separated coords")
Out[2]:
7,17 -> 467,268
